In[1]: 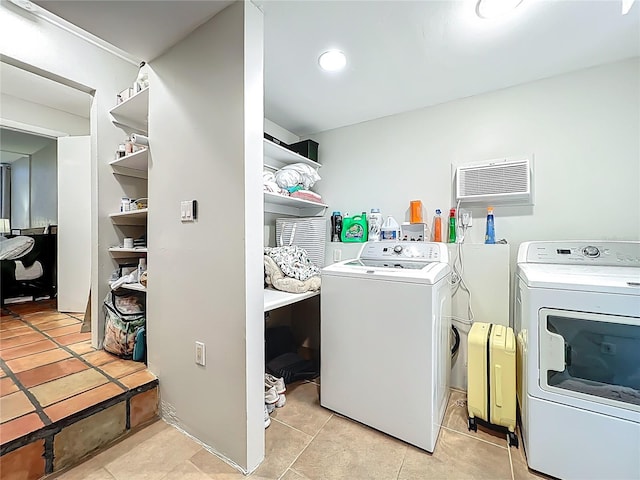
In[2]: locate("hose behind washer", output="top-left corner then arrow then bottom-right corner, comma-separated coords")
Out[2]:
451,325 -> 460,357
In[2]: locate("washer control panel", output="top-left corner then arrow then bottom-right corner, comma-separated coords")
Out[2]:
520,241 -> 640,266
359,241 -> 447,263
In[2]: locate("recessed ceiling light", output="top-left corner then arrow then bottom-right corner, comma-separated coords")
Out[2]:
318,50 -> 346,72
476,0 -> 525,19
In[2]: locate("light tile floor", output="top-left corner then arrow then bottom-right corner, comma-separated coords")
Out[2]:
52,380 -> 554,480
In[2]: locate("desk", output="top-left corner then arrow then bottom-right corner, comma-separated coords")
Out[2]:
264,288 -> 319,312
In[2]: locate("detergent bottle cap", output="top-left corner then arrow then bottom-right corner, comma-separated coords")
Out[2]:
332,211 -> 341,216
371,208 -> 380,213
436,209 -> 441,215
449,208 -> 456,217
487,206 -> 494,214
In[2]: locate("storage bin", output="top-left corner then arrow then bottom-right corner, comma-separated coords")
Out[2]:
287,140 -> 319,162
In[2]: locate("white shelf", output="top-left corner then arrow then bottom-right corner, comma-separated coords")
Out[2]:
263,191 -> 327,216
122,283 -> 146,292
110,282 -> 147,293
109,208 -> 148,225
263,138 -> 321,170
264,288 -> 319,312
108,247 -> 148,257
109,87 -> 149,133
110,149 -> 148,179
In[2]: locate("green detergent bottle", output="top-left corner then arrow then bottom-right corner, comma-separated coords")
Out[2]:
341,214 -> 368,242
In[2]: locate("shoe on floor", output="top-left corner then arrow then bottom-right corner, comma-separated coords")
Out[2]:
265,385 -> 286,408
266,402 -> 275,414
265,385 -> 279,405
264,405 -> 271,428
265,373 -> 286,394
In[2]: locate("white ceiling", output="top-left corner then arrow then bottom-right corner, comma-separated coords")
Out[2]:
263,0 -> 640,135
0,62 -> 91,118
0,128 -> 56,163
32,0 -> 234,62
15,0 -> 640,137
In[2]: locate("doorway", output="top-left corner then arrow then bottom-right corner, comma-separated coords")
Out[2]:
0,61 -> 93,314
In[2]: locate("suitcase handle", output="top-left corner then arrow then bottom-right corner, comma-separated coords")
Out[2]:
495,364 -> 503,407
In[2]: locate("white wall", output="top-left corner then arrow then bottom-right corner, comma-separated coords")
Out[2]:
0,1 -> 139,345
447,243 -> 511,390
264,118 -> 299,145
313,59 -> 640,265
147,1 -> 264,472
10,156 -> 29,229
0,94 -> 89,136
30,141 -> 57,227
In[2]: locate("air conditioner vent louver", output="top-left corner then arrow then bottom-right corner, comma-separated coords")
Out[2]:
456,158 -> 532,204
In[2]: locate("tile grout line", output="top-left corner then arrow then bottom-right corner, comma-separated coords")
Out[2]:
507,437 -> 515,480
440,425 -> 508,449
6,312 -> 154,415
0,317 -> 56,427
1,380 -> 158,457
0,355 -> 53,427
271,417 -> 313,438
288,466 -> 313,479
1,311 -> 153,441
395,445 -> 409,480
0,316 -> 77,354
24,314 -> 131,393
0,317 -> 41,351
275,412 -> 334,480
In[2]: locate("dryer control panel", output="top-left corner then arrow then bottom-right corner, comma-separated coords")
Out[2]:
359,241 -> 448,263
518,241 -> 640,266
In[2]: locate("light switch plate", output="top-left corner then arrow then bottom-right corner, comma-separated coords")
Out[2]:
195,341 -> 205,366
181,200 -> 197,222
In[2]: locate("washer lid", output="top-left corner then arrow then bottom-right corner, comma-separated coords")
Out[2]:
518,263 -> 640,295
322,259 -> 450,284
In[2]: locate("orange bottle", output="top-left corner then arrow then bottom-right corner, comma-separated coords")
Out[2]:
434,209 -> 442,242
410,200 -> 423,223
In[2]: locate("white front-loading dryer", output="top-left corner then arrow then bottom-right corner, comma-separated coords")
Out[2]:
515,241 -> 640,480
320,241 -> 451,452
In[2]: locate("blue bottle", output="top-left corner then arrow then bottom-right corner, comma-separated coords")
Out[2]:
485,206 -> 495,244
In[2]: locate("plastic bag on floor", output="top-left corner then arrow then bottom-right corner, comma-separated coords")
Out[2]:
103,290 -> 146,361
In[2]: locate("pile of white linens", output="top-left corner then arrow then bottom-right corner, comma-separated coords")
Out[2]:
263,163 -> 322,203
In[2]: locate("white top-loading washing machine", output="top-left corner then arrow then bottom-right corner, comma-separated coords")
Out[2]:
320,241 -> 451,452
515,241 -> 640,480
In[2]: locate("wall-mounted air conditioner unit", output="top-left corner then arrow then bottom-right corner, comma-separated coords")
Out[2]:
455,156 -> 533,205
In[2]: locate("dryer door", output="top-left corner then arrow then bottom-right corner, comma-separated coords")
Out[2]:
539,308 -> 640,413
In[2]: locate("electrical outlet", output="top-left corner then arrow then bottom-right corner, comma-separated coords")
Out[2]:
195,341 -> 206,366
333,249 -> 342,262
461,210 -> 472,227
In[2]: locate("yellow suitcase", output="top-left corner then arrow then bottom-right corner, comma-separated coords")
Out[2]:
467,322 -> 518,447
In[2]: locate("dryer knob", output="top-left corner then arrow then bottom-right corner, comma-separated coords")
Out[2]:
393,245 -> 403,254
583,246 -> 600,258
